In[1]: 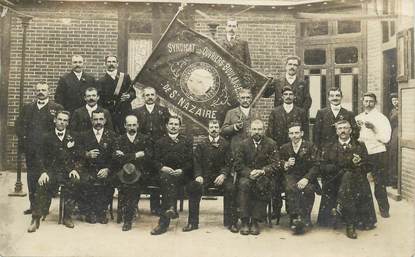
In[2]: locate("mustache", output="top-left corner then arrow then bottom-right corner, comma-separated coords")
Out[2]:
87,99 -> 96,102
37,93 -> 45,97
108,65 -> 115,68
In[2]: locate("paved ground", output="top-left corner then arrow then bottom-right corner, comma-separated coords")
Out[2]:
1,171 -> 414,257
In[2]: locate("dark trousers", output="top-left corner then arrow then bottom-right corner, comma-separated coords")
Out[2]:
158,172 -> 184,227
284,175 -> 315,221
368,152 -> 390,212
238,177 -> 269,221
82,183 -> 112,218
32,176 -> 78,219
118,184 -> 140,223
186,178 -> 237,226
317,166 -> 342,227
25,151 -> 41,210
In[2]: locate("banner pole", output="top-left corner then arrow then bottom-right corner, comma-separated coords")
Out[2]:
250,77 -> 272,108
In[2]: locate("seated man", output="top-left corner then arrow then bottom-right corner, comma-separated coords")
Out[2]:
78,110 -> 117,224
151,116 -> 193,235
28,110 -> 80,233
183,119 -> 237,233
234,119 -> 280,236
319,120 -> 377,239
113,115 -> 154,231
279,122 -> 319,234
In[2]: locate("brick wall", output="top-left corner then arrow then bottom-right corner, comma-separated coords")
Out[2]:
366,19 -> 383,108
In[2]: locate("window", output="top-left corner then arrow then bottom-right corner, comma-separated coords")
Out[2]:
301,22 -> 329,37
304,49 -> 326,65
335,47 -> 358,64
338,21 -> 361,34
129,21 -> 152,34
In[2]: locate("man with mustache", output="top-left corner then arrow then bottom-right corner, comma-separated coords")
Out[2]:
16,83 -> 63,215
182,119 -> 237,233
318,119 -> 376,239
217,17 -> 251,67
355,92 -> 391,218
151,116 -> 193,235
234,119 -> 280,236
70,87 -> 113,133
27,110 -> 80,232
113,115 -> 154,231
132,86 -> 170,214
97,55 -> 135,133
78,110 -> 117,224
263,56 -> 312,111
55,55 -> 96,113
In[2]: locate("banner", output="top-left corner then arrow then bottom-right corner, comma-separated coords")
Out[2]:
134,16 -> 270,130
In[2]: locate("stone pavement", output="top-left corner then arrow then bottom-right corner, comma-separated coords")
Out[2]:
1,171 -> 414,257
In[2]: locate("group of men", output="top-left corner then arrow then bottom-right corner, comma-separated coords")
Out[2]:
16,17 -> 393,240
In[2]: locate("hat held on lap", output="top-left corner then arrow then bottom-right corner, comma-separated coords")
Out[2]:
118,163 -> 141,184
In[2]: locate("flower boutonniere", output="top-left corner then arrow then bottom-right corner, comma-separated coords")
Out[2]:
159,110 -> 163,115
103,142 -> 108,149
338,114 -> 344,120
80,77 -> 86,82
66,135 -> 75,148
298,147 -> 307,157
50,109 -> 56,116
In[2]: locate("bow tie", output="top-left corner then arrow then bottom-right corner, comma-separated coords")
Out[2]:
332,106 -> 341,111
38,101 -> 45,105
57,132 -> 63,137
96,131 -> 101,136
341,143 -> 349,149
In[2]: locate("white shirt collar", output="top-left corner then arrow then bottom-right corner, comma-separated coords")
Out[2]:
127,133 -> 137,143
55,128 -> 66,141
37,98 -> 49,109
283,103 -> 294,113
146,104 -> 155,113
239,106 -> 250,117
106,70 -> 118,80
253,139 -> 262,147
73,71 -> 83,80
209,135 -> 219,143
286,73 -> 296,84
168,133 -> 179,141
93,128 -> 104,142
339,138 -> 351,145
226,34 -> 236,42
292,139 -> 302,153
331,104 -> 342,117
86,104 -> 98,117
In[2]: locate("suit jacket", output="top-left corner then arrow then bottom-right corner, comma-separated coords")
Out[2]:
279,140 -> 318,180
55,71 -> 96,113
234,136 -> 280,178
313,106 -> 359,150
78,128 -> 117,183
263,77 -> 312,110
153,134 -> 193,179
39,130 -> 79,181
15,100 -> 63,153
132,104 -> 170,141
266,105 -> 308,147
218,37 -> 251,67
113,133 -> 154,177
193,136 -> 231,181
221,106 -> 261,153
70,105 -> 113,133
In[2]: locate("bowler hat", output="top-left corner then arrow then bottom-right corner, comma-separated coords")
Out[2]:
118,163 -> 141,184
282,85 -> 294,94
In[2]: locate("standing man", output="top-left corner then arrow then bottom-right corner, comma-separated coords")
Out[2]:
263,56 -> 312,111
279,123 -> 319,234
15,82 -> 63,215
266,86 -> 308,148
27,111 -> 80,232
55,55 -> 96,113
78,110 -> 117,224
132,86 -> 170,214
234,119 -> 280,236
70,87 -> 113,133
150,116 -> 193,235
355,92 -> 391,218
314,87 -> 359,150
217,17 -> 251,67
97,55 -> 135,133
182,119 -> 238,233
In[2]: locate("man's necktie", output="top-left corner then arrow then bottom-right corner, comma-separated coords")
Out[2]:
38,101 -> 45,105
57,132 -> 63,137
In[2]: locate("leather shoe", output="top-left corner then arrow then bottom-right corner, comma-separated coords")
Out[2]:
250,221 -> 260,235
240,223 -> 250,235
63,217 -> 74,228
27,217 -> 40,233
23,209 -> 32,215
86,214 -> 97,224
346,225 -> 357,239
151,225 -> 168,235
291,219 -> 305,235
182,223 -> 198,232
380,209 -> 390,218
122,222 -> 132,231
229,224 -> 239,233
165,207 -> 177,219
97,213 -> 108,224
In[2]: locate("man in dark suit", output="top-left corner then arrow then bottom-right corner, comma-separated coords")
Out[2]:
97,55 -> 135,133
234,119 -> 280,236
78,110 -> 117,224
150,116 -> 193,235
15,82 -> 63,215
313,87 -> 359,150
217,17 -> 251,67
55,55 -> 96,113
113,115 -> 154,231
182,119 -> 238,233
266,86 -> 308,148
318,120 -> 376,239
279,122 -> 319,234
70,87 -> 113,133
132,86 -> 170,214
27,111 -> 81,232
263,56 -> 312,111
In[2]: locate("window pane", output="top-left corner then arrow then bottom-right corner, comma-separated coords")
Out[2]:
304,49 -> 326,65
335,47 -> 358,64
301,22 -> 329,37
382,21 -> 389,42
338,21 -> 361,34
